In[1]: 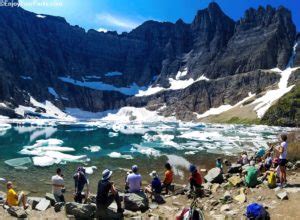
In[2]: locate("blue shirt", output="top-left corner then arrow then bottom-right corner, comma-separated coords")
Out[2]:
151,177 -> 162,193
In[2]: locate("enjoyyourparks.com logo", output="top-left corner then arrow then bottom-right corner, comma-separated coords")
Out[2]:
0,0 -> 63,7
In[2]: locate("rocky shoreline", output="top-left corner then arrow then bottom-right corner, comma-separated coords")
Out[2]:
1,160 -> 300,219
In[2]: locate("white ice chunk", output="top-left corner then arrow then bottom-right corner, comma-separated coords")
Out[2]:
5,157 -> 32,167
33,156 -> 57,167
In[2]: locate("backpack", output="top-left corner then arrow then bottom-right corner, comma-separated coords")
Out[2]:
246,203 -> 270,220
245,167 -> 258,187
267,171 -> 276,189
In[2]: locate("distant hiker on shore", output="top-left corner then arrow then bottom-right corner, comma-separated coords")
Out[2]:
188,165 -> 202,192
51,168 -> 65,203
126,165 -> 142,193
216,158 -> 223,171
145,171 -> 162,199
161,162 -> 173,194
275,133 -> 288,187
73,167 -> 89,203
5,181 -> 29,209
96,169 -> 123,215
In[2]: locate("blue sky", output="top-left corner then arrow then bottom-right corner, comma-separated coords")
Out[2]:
19,0 -> 300,33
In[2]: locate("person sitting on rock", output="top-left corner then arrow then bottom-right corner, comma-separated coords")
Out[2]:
96,169 -> 123,214
126,165 -> 142,193
51,168 -> 65,203
238,152 -> 249,165
263,152 -> 273,171
161,162 -> 173,194
243,161 -> 258,188
73,167 -> 89,203
145,171 -> 162,199
5,181 -> 29,209
188,165 -> 202,192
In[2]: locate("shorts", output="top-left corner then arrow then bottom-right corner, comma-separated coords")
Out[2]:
279,159 -> 287,166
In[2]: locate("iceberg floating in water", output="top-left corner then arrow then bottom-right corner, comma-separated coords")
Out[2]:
5,157 -> 32,167
32,156 -> 57,167
83,146 -> 101,152
108,152 -> 133,159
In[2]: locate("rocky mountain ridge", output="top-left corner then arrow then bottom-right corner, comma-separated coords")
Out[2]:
0,2 -> 299,124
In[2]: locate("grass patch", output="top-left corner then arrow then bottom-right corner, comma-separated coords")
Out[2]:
225,117 -> 261,125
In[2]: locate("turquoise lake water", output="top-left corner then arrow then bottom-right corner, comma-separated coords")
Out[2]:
0,120 -> 290,197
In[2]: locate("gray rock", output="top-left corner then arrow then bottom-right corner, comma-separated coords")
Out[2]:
27,196 -> 43,209
277,191 -> 288,200
295,161 -> 300,168
35,198 -> 51,211
124,192 -> 149,211
204,168 -> 223,184
7,207 -> 27,218
65,202 -> 96,219
54,202 -> 64,212
45,193 -> 56,206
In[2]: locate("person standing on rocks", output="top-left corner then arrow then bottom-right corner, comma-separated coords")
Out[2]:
188,165 -> 202,191
96,169 -> 123,214
275,134 -> 288,187
73,167 -> 89,203
51,168 -> 65,203
162,163 -> 173,194
5,181 -> 29,209
126,165 -> 142,193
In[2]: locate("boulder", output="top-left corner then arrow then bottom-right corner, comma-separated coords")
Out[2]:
54,202 -> 64,212
204,168 -> 223,184
228,176 -> 243,186
45,193 -> 56,206
286,161 -> 294,169
27,197 -> 43,209
295,161 -> 300,168
7,207 -> 27,218
227,163 -> 242,173
124,192 -> 149,211
35,198 -> 51,211
223,191 -> 232,202
277,191 -> 288,200
65,202 -> 96,219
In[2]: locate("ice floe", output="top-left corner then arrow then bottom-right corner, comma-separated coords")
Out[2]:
4,157 -> 32,168
108,152 -> 133,159
83,146 -> 101,152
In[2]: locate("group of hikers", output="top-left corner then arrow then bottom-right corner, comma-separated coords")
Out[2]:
3,133 -> 288,215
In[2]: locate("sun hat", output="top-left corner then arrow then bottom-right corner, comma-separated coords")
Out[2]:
131,165 -> 138,172
149,170 -> 158,178
102,169 -> 113,181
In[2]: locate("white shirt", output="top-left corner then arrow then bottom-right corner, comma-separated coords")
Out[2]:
126,173 -> 142,193
51,175 -> 64,196
279,141 -> 288,159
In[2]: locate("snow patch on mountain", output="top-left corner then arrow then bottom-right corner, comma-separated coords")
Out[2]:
105,71 -> 123,77
48,87 -> 59,99
59,76 -> 146,95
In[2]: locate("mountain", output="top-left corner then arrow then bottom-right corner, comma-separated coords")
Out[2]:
0,2 -> 299,125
